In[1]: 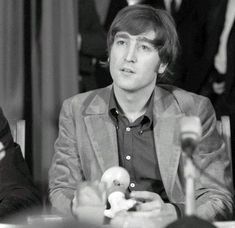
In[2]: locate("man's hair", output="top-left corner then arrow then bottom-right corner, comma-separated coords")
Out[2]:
107,4 -> 179,68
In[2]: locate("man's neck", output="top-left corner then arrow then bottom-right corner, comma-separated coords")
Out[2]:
113,85 -> 155,123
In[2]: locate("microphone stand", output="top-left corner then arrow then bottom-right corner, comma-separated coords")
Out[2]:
184,152 -> 196,216
180,116 -> 202,217
169,148 -> 216,228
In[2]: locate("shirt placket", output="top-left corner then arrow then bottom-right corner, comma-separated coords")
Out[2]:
123,124 -> 136,189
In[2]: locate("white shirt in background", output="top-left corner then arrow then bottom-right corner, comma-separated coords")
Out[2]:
214,0 -> 235,74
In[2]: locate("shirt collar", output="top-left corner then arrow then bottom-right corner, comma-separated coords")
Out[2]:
109,88 -> 120,122
109,87 -> 154,126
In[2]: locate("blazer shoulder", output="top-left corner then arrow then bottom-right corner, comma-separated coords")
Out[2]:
61,86 -> 111,113
158,84 -> 209,101
158,84 -> 212,115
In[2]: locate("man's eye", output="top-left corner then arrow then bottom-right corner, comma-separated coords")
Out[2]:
140,45 -> 151,51
116,40 -> 126,45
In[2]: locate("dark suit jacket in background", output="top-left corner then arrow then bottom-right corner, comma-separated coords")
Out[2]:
79,0 -> 128,90
95,0 -> 128,88
79,0 -> 107,76
0,108 -> 41,221
103,0 -> 128,32
144,0 -> 214,88
184,0 -> 235,184
185,0 -> 235,108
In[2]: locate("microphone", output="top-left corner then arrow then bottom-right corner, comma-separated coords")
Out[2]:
180,116 -> 202,156
180,117 -> 202,216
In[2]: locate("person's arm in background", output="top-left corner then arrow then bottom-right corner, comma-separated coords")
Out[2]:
0,108 -> 41,221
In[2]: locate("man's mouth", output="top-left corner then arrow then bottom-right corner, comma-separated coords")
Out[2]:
120,67 -> 135,74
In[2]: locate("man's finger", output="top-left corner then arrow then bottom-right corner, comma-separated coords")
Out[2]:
130,191 -> 160,201
125,209 -> 162,218
136,200 -> 162,211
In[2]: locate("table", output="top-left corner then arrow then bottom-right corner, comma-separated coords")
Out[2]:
0,214 -> 235,228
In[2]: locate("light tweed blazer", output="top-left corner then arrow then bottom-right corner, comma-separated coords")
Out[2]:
49,85 -> 234,221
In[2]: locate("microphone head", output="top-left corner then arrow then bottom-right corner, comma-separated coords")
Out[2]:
180,116 -> 202,154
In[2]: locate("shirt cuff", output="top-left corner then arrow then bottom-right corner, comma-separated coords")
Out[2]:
170,202 -> 184,218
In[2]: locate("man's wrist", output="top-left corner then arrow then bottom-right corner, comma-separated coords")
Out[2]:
70,199 -> 75,216
163,203 -> 179,220
70,196 -> 77,218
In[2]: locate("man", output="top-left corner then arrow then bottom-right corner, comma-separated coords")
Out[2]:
0,108 -> 41,221
49,5 -> 233,222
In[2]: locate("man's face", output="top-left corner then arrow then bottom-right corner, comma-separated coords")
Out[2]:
109,30 -> 166,93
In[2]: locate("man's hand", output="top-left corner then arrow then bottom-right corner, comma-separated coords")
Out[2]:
72,181 -> 106,209
111,191 -> 178,228
71,181 -> 107,224
129,191 -> 177,219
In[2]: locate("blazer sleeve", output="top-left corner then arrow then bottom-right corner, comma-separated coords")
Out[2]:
192,98 -> 234,221
0,108 -> 41,221
49,99 -> 84,215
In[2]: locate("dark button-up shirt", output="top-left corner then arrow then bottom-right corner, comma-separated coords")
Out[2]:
109,89 -> 168,202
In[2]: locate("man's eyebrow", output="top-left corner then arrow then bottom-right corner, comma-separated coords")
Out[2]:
114,33 -> 129,39
114,32 -> 156,45
137,37 -> 155,45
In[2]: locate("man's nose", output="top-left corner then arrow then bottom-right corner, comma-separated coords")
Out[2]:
124,44 -> 137,63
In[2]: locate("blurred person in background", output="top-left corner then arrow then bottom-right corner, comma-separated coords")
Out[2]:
184,0 -> 235,187
0,108 -> 41,222
78,0 -> 128,92
141,0 -> 217,89
93,0 -> 128,89
77,0 -> 107,92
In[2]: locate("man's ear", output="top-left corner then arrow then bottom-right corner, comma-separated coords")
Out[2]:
158,63 -> 168,74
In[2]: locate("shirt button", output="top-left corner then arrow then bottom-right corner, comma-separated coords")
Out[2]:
130,182 -> 135,188
126,127 -> 131,132
126,155 -> 131,160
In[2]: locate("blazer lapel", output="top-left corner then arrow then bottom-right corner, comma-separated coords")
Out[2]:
153,87 -> 184,198
84,87 -> 119,172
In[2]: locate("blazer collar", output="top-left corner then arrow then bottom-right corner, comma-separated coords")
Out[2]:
84,85 -> 118,173
84,85 -> 183,116
85,85 -> 112,115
